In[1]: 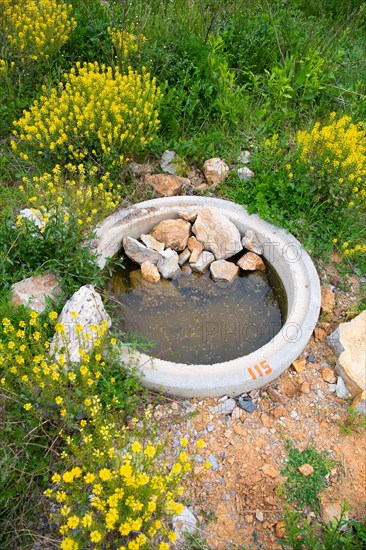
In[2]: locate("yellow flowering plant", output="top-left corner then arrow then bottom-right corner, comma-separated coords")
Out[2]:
0,310 -> 203,549
109,26 -> 146,70
297,113 -> 366,210
17,163 -> 122,229
12,61 -> 162,170
1,0 -> 76,63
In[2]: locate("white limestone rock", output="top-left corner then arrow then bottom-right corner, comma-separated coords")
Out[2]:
237,166 -> 254,181
327,311 -> 366,397
157,249 -> 181,279
50,285 -> 111,363
123,236 -> 160,265
192,206 -> 242,260
140,234 -> 165,253
210,259 -> 239,282
190,250 -> 215,273
241,229 -> 264,255
172,506 -> 197,543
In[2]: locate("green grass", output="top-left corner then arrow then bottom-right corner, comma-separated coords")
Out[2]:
280,441 -> 336,510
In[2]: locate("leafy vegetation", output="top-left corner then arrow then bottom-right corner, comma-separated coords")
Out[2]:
280,441 -> 335,509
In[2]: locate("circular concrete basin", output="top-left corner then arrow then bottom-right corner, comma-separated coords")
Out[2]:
95,196 -> 320,397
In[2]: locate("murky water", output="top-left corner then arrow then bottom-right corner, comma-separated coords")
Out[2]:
105,256 -> 287,364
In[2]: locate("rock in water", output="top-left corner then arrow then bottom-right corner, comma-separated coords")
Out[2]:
145,173 -> 189,196
190,251 -> 215,273
210,260 -> 239,282
203,158 -> 229,185
187,236 -> 204,263
192,206 -> 242,260
151,219 -> 191,252
11,273 -> 62,313
123,236 -> 160,265
241,229 -> 263,255
237,251 -> 266,271
141,261 -> 160,283
50,285 -> 111,363
157,249 -> 181,279
178,248 -> 190,266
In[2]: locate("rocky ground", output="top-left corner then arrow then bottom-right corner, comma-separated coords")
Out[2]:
151,258 -> 366,549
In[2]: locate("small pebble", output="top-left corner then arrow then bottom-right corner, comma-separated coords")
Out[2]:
208,453 -> 219,471
238,396 -> 257,413
255,510 -> 264,522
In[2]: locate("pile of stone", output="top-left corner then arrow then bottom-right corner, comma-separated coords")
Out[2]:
122,206 -> 265,284
132,151 -> 253,197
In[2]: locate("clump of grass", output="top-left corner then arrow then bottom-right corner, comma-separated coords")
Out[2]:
280,441 -> 335,510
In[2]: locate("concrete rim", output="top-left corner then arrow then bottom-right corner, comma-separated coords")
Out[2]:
95,196 -> 321,397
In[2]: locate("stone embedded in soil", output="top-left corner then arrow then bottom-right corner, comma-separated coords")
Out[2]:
245,514 -> 254,524
145,173 -> 189,196
314,327 -> 327,342
237,166 -> 254,181
190,250 -> 215,274
140,233 -> 165,253
238,150 -> 251,164
241,229 -> 263,255
255,511 -> 264,522
50,285 -> 111,363
210,259 -> 239,282
157,248 -> 181,279
298,463 -> 314,476
172,506 -> 197,543
301,381 -> 311,394
11,272 -> 62,313
237,251 -> 266,272
150,218 -> 191,252
335,376 -> 349,399
280,377 -> 299,398
178,247 -> 191,266
208,453 -> 219,471
321,286 -> 336,314
187,236 -> 204,263
160,149 -> 179,175
192,206 -> 242,260
292,358 -> 307,373
203,157 -> 229,185
275,521 -> 286,538
320,501 -> 346,525
327,311 -> 366,397
210,398 -> 236,415
141,261 -> 160,283
271,404 -> 286,418
262,463 -> 279,479
322,367 -> 337,384
238,396 -> 257,413
123,236 -> 160,265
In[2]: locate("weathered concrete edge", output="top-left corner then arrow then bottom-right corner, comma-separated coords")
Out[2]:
95,196 -> 321,397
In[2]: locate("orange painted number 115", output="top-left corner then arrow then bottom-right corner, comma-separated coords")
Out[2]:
248,360 -> 272,380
